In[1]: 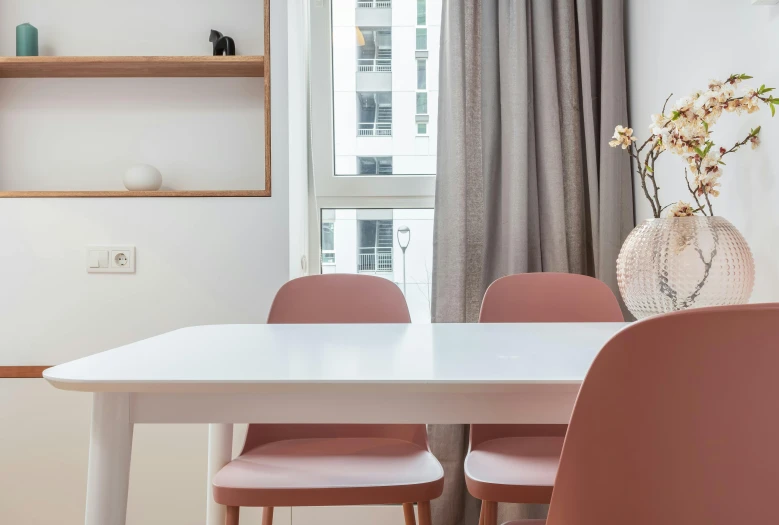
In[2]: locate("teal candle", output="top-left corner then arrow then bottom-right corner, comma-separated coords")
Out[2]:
16,23 -> 38,57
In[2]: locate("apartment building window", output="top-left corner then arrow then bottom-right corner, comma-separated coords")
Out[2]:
357,28 -> 392,72
358,218 -> 394,272
417,123 -> 428,135
417,0 -> 426,24
321,221 -> 336,264
358,156 -> 393,175
416,28 -> 427,50
417,59 -> 427,89
416,92 -> 428,115
357,92 -> 392,136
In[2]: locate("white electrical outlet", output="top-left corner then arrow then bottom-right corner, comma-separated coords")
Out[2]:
87,246 -> 135,273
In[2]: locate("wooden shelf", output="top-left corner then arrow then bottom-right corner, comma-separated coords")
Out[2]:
0,190 -> 270,198
0,366 -> 50,378
0,56 -> 264,78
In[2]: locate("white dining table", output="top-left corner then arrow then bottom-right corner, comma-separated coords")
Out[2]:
44,322 -> 628,525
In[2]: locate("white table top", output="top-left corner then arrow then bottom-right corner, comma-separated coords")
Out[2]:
44,323 -> 628,393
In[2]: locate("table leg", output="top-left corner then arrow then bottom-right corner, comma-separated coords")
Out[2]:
85,393 -> 133,525
206,423 -> 234,525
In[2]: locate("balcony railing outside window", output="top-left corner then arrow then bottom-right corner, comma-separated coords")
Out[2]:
358,247 -> 393,272
358,122 -> 392,136
357,58 -> 392,72
357,0 -> 392,7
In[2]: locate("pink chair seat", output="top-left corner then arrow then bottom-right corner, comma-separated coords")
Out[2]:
465,436 -> 564,504
213,437 -> 445,507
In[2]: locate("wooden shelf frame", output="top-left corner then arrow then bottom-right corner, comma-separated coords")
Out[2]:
0,366 -> 50,378
0,55 -> 264,78
0,190 -> 270,198
0,0 -> 271,198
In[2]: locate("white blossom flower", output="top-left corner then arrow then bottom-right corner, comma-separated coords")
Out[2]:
650,113 -> 671,136
667,201 -> 697,217
609,125 -> 637,149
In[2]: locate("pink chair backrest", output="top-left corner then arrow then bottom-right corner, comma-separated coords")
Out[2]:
243,274 -> 423,453
547,304 -> 779,525
472,273 -> 624,447
267,274 -> 411,324
478,273 -> 624,324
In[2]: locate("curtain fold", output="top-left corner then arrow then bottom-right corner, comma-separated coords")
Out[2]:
430,0 -> 633,523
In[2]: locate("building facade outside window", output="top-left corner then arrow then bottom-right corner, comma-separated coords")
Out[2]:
321,209 -> 434,323
312,1 -> 441,323
416,28 -> 427,50
358,156 -> 394,175
417,59 -> 427,89
321,215 -> 336,265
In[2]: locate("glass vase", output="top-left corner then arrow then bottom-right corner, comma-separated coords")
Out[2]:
616,216 -> 755,319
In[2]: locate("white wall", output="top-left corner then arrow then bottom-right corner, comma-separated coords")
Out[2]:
0,0 -> 295,524
0,0 -> 266,192
626,0 -> 779,302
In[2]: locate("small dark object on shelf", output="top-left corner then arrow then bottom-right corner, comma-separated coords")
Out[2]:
210,30 -> 236,56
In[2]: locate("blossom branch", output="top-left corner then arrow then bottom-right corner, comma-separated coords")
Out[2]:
684,168 -> 708,216
609,74 -> 775,217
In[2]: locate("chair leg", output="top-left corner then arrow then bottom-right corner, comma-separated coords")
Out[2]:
417,501 -> 432,525
478,501 -> 485,525
481,501 -> 497,525
225,506 -> 239,525
402,503 -> 417,525
262,507 -> 274,525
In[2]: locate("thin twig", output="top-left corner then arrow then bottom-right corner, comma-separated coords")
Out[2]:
721,134 -> 753,158
661,92 -> 674,115
703,189 -> 714,216
629,146 -> 659,218
684,168 -> 707,216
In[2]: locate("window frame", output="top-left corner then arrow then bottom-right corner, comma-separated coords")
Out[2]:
309,0 -> 435,274
310,0 -> 435,201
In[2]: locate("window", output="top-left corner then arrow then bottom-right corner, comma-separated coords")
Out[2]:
416,28 -> 427,50
417,59 -> 426,89
321,220 -> 336,264
416,92 -> 428,115
417,0 -> 426,24
357,92 -> 392,136
357,28 -> 392,72
310,2 -> 439,322
320,209 -> 434,323
358,156 -> 393,175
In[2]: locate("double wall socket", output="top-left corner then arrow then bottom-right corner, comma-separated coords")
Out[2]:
87,246 -> 135,273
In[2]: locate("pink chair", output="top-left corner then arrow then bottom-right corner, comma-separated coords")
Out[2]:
505,304 -> 779,525
212,275 -> 444,525
467,273 -> 623,523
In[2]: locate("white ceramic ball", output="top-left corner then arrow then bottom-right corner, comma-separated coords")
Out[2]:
123,164 -> 163,191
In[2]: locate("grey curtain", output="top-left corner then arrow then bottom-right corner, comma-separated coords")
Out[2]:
430,0 -> 634,523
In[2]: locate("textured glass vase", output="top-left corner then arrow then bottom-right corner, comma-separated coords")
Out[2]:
616,217 -> 755,319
